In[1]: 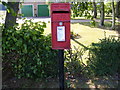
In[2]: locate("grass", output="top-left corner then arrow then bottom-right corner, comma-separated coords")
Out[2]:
79,21 -> 120,30
71,17 -> 86,20
44,22 -> 119,66
44,22 -> 119,48
71,15 -> 113,20
79,21 -> 112,29
3,75 -> 118,88
96,15 -> 112,20
67,75 -> 118,88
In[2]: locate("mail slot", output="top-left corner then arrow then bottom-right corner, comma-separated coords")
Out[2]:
51,3 -> 71,49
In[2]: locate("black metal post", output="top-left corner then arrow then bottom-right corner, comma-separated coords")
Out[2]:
58,50 -> 64,90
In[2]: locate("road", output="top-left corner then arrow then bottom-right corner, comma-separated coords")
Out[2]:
15,17 -> 120,23
0,17 -> 120,24
16,17 -> 92,24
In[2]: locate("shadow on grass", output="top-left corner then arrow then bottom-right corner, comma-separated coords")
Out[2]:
66,75 -> 118,88
2,73 -> 119,88
2,77 -> 59,88
79,21 -> 113,30
116,24 -> 120,35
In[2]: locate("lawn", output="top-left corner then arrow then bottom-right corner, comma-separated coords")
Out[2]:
3,75 -> 118,88
44,22 -> 119,65
44,22 -> 119,48
71,16 -> 113,20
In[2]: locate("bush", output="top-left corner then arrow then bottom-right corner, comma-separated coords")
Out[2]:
2,20 -> 58,79
64,47 -> 85,76
87,37 -> 120,76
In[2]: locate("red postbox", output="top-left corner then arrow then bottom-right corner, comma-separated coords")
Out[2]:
51,3 -> 71,50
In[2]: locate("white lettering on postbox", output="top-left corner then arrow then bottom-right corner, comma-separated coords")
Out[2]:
57,26 -> 65,41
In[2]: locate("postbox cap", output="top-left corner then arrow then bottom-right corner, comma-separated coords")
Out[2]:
51,3 -> 70,12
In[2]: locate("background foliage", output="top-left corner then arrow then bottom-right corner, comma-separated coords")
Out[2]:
71,2 -> 93,19
2,20 -> 58,79
64,47 -> 85,76
87,37 -> 120,76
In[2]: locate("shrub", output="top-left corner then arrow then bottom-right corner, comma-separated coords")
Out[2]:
64,47 -> 85,76
87,37 -> 120,76
2,20 -> 58,79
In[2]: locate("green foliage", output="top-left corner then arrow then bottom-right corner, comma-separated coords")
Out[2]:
87,37 -> 120,76
64,47 -> 85,76
105,2 -> 112,16
2,20 -> 58,79
71,2 -> 93,19
90,20 -> 96,27
71,2 -> 96,26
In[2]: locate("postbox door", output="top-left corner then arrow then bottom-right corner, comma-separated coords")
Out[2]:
51,21 -> 70,49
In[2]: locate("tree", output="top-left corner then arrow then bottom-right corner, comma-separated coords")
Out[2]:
2,1 -> 20,81
116,1 -> 120,18
71,2 -> 93,19
93,1 -> 97,18
100,2 -> 105,26
4,2 -> 19,28
2,1 -> 19,35
111,1 -> 115,30
104,2 -> 112,16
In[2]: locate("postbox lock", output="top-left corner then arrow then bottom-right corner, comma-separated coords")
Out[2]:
59,22 -> 63,26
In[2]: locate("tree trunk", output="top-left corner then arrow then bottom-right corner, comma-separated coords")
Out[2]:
4,2 -> 19,29
111,2 -> 115,30
116,1 -> 120,18
100,2 -> 104,26
2,2 -> 19,81
93,2 -> 97,18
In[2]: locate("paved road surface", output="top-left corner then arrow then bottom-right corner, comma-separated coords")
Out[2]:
16,17 -> 92,23
16,17 -> 120,23
0,17 -> 120,24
